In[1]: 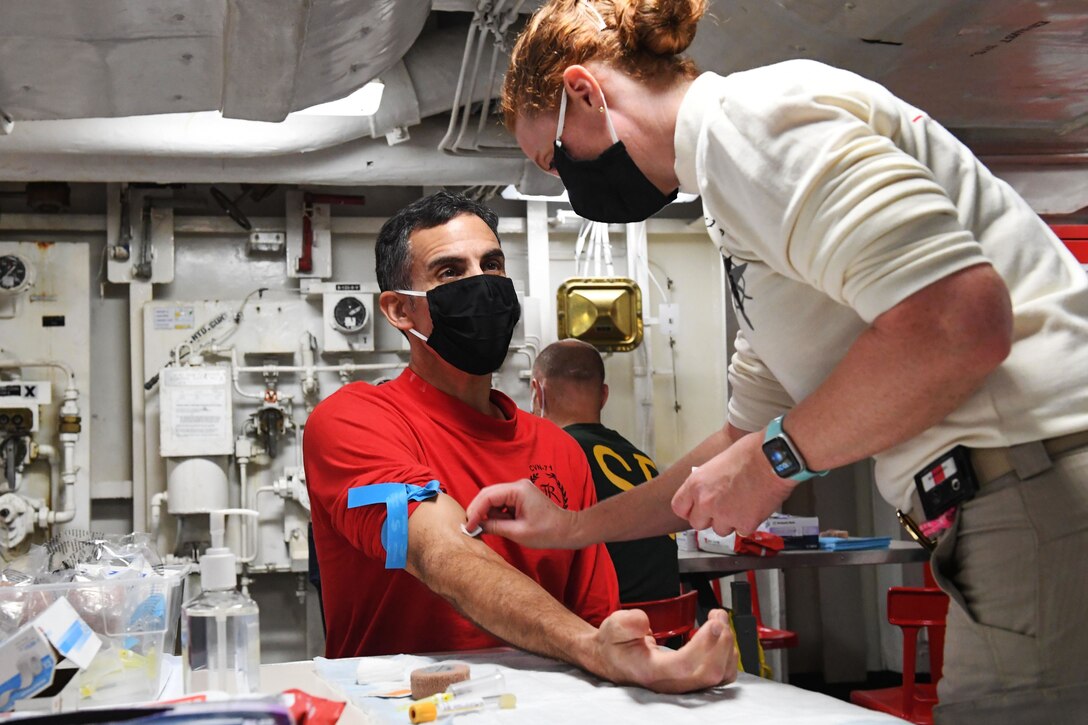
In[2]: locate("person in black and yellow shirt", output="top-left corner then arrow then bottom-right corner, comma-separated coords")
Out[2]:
531,340 -> 679,604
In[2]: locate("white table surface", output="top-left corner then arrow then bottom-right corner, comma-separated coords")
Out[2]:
298,649 -> 908,725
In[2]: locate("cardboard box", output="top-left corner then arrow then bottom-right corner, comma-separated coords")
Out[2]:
0,598 -> 101,711
758,513 -> 820,550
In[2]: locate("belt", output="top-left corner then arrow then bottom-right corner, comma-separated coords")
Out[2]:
967,428 -> 1088,485
899,428 -> 1088,550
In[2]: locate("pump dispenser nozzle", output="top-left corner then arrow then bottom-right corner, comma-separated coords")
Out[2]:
200,508 -> 259,591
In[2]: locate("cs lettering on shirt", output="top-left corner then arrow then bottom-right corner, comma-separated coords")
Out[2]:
592,445 -> 657,493
529,463 -> 569,509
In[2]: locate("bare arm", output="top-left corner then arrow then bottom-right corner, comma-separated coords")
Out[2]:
407,493 -> 737,693
787,263 -> 1012,468
673,264 -> 1014,533
572,424 -> 748,544
464,424 -> 747,549
470,266 -> 1012,544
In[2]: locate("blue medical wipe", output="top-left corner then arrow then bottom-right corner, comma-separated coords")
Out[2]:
346,480 -> 442,569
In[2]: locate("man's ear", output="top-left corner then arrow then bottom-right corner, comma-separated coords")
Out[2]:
600,382 -> 609,411
562,65 -> 602,112
379,290 -> 413,332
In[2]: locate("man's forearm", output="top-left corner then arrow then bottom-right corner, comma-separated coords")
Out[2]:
572,426 -> 736,546
407,496 -> 739,693
409,531 -> 605,675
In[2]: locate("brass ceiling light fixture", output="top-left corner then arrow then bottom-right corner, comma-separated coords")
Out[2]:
556,220 -> 643,352
556,277 -> 643,352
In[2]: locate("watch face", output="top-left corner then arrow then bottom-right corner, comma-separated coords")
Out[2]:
762,438 -> 802,478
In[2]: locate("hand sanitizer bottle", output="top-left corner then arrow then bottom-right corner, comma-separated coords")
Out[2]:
182,508 -> 261,694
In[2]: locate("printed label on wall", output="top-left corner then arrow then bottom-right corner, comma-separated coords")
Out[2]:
159,366 -> 232,456
153,305 -> 195,330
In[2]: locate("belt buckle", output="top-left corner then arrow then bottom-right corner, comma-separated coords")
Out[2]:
896,509 -> 936,552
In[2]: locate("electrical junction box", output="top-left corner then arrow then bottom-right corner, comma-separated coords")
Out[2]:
241,298 -> 312,357
322,286 -> 375,353
158,365 -> 233,457
0,381 -> 50,433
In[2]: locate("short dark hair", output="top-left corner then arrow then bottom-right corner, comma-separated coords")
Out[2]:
533,339 -> 606,385
374,191 -> 501,291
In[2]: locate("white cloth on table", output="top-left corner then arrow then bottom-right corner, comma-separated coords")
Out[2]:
315,651 -> 904,725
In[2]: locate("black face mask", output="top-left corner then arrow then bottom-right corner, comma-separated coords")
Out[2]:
552,90 -> 678,224
398,275 -> 521,376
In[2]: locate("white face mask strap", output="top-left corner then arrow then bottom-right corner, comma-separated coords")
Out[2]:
556,91 -> 568,144
533,379 -> 546,417
394,290 -> 429,342
554,2 -> 613,148
599,88 -> 619,144
556,85 -> 619,145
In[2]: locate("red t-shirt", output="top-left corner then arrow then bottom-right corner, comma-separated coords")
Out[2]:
304,368 -> 619,657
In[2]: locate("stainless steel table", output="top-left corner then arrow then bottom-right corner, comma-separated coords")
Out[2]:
679,540 -> 929,577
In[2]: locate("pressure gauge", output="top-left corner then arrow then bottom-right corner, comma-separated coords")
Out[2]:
331,295 -> 369,333
0,254 -> 31,294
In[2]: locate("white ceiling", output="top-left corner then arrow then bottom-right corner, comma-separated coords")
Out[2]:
0,0 -> 1085,195
686,0 -> 1088,158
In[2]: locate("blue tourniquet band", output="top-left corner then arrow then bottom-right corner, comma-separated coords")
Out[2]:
346,480 -> 442,569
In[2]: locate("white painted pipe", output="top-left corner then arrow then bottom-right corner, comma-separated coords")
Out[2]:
626,222 -> 656,456
299,333 -> 319,401
0,113 -> 386,157
7,375 -> 84,526
31,443 -> 58,507
233,362 -> 408,374
216,348 -> 398,404
150,491 -> 169,535
240,485 -> 279,565
130,281 -> 152,533
238,458 -> 250,562
0,360 -> 76,388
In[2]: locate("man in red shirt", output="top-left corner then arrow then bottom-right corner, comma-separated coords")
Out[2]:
304,191 -> 735,693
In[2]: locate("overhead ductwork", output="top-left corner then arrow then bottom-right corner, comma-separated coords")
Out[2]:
0,0 -> 431,123
0,21 -> 506,158
0,0 -> 1084,189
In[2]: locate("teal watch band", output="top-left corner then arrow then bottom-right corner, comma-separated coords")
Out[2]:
762,415 -> 829,482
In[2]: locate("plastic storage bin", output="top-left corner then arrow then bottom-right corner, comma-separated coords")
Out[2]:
0,566 -> 188,705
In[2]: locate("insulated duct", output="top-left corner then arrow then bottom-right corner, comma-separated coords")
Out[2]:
0,23 -> 503,159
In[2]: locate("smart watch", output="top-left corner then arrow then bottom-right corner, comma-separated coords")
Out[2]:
762,415 -> 828,482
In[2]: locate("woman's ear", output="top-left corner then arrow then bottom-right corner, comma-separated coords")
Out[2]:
379,290 -> 413,332
562,65 -> 602,111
